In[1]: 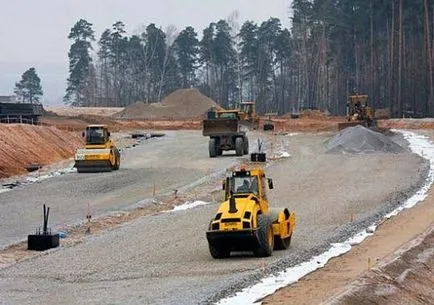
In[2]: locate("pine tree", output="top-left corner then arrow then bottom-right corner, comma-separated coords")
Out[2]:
64,19 -> 95,106
14,67 -> 43,103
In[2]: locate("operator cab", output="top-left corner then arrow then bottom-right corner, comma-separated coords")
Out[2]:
84,125 -> 110,145
224,169 -> 273,199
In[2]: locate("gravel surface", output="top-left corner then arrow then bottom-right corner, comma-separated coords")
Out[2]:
0,131 -> 240,249
0,131 -> 428,305
327,126 -> 404,153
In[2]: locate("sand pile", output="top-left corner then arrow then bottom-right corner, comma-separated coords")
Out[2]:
114,88 -> 219,120
327,125 -> 404,154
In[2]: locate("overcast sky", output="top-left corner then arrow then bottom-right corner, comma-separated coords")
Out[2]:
0,0 -> 291,104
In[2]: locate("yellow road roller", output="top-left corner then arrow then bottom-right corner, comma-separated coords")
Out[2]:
74,125 -> 120,173
206,166 -> 296,258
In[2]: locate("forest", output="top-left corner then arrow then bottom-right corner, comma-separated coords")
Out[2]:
64,0 -> 434,117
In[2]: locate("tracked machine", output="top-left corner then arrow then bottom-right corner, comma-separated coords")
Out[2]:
206,167 -> 296,258
338,94 -> 376,130
74,125 -> 121,173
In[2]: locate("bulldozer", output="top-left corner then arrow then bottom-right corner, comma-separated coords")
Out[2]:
74,125 -> 121,173
206,166 -> 296,258
338,94 -> 375,130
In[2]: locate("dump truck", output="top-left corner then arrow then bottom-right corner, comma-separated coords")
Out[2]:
203,110 -> 249,157
206,166 -> 296,258
338,94 -> 375,130
74,125 -> 120,173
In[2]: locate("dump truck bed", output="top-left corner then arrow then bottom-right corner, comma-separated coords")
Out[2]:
202,119 -> 244,136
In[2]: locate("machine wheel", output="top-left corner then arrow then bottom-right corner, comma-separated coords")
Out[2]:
209,138 -> 217,158
235,137 -> 244,156
254,215 -> 273,257
243,137 -> 249,155
274,233 -> 292,250
112,149 -> 120,170
209,243 -> 230,259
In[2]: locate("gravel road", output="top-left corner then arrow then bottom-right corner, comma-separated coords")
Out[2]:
0,131 -> 240,248
0,131 -> 428,305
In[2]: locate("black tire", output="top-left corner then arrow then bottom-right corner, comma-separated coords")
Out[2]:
254,215 -> 273,257
243,137 -> 249,155
235,137 -> 244,156
209,138 -> 217,158
113,148 -> 120,170
209,243 -> 230,259
274,233 -> 292,250
263,123 -> 274,131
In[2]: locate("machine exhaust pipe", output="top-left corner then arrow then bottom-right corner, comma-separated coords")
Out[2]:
228,195 -> 238,213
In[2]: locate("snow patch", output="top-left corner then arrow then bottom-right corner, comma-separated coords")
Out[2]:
275,151 -> 291,159
171,200 -> 211,212
215,130 -> 434,305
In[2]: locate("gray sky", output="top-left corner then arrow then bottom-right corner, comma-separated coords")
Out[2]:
0,0 -> 291,104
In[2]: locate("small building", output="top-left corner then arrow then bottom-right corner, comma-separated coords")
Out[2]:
0,95 -> 17,103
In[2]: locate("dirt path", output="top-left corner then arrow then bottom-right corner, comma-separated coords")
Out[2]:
262,186 -> 434,305
262,131 -> 434,305
0,132 -> 426,305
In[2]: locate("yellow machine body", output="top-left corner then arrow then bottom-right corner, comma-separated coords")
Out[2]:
338,94 -> 376,130
206,167 -> 296,258
74,125 -> 120,173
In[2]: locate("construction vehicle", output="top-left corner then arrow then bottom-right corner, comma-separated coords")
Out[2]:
74,125 -> 121,173
338,94 -> 375,130
239,101 -> 260,130
206,166 -> 296,258
203,110 -> 249,157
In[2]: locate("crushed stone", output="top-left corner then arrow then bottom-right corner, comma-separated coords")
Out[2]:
327,126 -> 404,154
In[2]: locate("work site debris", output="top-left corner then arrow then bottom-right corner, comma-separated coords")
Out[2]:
327,125 -> 404,154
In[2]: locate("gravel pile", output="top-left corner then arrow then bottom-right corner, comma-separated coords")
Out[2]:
114,88 -> 218,120
327,125 -> 404,154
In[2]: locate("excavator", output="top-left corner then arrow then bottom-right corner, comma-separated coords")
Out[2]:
338,94 -> 376,130
206,166 -> 296,258
74,125 -> 120,173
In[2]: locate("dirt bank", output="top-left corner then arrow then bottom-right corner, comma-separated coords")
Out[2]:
0,124 -> 83,178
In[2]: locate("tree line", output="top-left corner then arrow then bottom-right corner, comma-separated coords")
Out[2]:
65,1 -> 434,117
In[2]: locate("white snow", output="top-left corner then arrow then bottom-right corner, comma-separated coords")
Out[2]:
275,151 -> 291,158
215,129 -> 434,305
171,200 -> 211,212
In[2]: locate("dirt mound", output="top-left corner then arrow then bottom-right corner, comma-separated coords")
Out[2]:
327,125 -> 404,154
114,88 -> 218,120
45,106 -> 124,117
0,124 -> 83,178
331,227 -> 434,305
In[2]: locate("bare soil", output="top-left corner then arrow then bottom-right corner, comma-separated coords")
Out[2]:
0,124 -> 83,178
45,106 -> 124,117
114,88 -> 219,120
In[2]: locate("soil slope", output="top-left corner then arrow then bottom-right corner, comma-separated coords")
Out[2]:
0,124 -> 83,178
